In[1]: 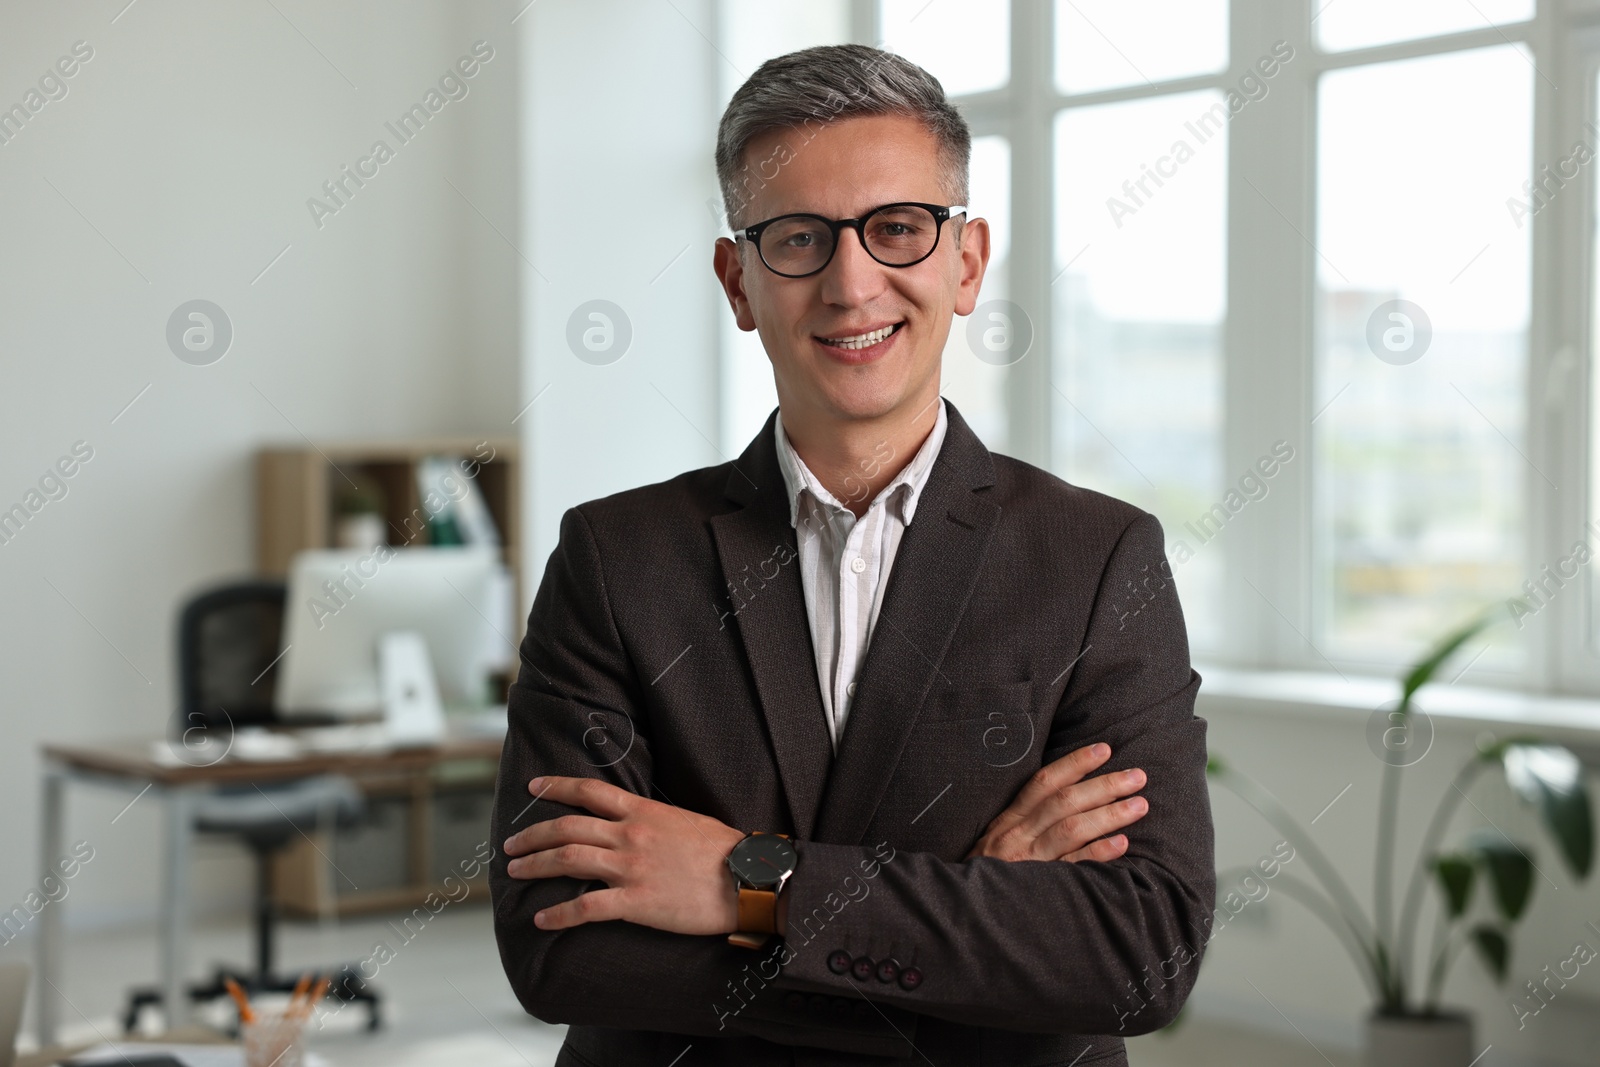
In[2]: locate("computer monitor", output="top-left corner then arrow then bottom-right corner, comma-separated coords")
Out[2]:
276,546 -> 512,720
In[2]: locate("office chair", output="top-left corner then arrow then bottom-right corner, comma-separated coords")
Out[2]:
123,581 -> 382,1033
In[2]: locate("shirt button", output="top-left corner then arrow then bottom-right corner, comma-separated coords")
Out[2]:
846,682 -> 857,697
850,557 -> 866,574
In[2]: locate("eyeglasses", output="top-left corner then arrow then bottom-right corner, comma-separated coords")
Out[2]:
738,202 -> 967,278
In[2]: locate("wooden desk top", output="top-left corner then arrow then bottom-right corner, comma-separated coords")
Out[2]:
43,734 -> 503,786
16,1026 -> 230,1067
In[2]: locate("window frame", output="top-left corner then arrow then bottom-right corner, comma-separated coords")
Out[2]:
718,0 -> 1600,699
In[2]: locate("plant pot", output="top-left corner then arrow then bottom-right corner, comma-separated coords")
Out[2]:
334,511 -> 387,551
1364,1010 -> 1473,1067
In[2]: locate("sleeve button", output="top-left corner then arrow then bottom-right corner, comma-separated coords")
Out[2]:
851,955 -> 875,981
784,992 -> 806,1011
807,994 -> 830,1016
876,957 -> 900,983
898,966 -> 923,991
827,949 -> 852,975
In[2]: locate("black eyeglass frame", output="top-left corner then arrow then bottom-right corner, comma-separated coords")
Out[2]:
737,201 -> 968,278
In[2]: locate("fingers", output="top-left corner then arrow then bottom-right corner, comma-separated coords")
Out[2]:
526,775 -> 637,819
504,812 -> 622,858
533,886 -> 628,930
1034,793 -> 1149,860
506,840 -> 622,881
1005,743 -> 1113,817
1011,764 -> 1146,843
1062,834 -> 1130,864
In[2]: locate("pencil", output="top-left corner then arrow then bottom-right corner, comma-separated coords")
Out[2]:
297,976 -> 332,1019
223,977 -> 255,1024
288,972 -> 311,1015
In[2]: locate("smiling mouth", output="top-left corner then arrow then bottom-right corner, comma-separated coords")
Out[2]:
816,322 -> 904,349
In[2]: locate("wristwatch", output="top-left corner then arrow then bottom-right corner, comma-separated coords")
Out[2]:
726,831 -> 797,949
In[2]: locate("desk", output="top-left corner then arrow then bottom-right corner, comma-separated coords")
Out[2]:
16,1025 -> 228,1067
35,735 -> 502,1046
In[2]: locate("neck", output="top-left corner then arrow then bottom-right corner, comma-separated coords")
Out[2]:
779,393 -> 942,519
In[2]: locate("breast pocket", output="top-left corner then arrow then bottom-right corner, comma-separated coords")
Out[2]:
912,679 -> 1038,766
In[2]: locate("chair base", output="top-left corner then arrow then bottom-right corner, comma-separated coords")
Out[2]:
123,962 -> 381,1034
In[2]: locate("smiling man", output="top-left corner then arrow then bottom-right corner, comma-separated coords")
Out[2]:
490,44 -> 1215,1067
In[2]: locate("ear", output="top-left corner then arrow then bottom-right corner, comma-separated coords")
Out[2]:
713,237 -> 759,332
952,216 -> 991,318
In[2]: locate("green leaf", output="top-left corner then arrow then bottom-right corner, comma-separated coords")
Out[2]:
1467,837 -> 1535,922
1501,744 -> 1594,879
1399,608 -> 1501,708
1470,924 -> 1510,983
1206,755 -> 1225,776
1431,854 -> 1475,918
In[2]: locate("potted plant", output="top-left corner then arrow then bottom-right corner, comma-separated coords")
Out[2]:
333,476 -> 388,551
1207,606 -> 1594,1067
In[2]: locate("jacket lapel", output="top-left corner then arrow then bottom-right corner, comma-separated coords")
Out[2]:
812,403 -> 999,845
709,410 -> 834,839
709,402 -> 1000,846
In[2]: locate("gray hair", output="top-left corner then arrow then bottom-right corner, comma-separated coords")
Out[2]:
715,43 -> 971,230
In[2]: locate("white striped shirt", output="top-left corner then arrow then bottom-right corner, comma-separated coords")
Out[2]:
773,399 -> 949,753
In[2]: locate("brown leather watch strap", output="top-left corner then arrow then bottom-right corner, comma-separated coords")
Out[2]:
727,832 -> 790,950
736,886 -> 778,934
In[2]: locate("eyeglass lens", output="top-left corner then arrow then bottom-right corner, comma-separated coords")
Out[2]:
759,204 -> 940,275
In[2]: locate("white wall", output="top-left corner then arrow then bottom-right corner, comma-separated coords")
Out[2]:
519,0 -> 723,573
0,0 -> 519,935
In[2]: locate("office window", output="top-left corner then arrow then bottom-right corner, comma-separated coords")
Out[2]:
880,0 -> 1009,97
712,2 -> 1598,694
1313,47 -> 1532,664
1054,0 -> 1228,95
1315,0 -> 1535,54
1053,92 -> 1228,650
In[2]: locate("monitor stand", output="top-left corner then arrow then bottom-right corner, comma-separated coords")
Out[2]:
379,630 -> 446,745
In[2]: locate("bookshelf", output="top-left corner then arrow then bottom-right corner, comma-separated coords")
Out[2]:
255,435 -> 523,645
253,436 -> 521,918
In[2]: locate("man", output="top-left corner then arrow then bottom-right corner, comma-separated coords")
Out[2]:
491,43 -> 1214,1067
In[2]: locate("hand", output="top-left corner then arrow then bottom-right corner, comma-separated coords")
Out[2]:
503,776 -> 745,936
965,743 -> 1147,863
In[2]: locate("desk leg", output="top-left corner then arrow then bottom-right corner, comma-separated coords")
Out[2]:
35,766 -> 65,1046
160,787 -> 196,1031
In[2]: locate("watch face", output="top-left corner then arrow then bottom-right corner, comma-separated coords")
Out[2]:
728,834 -> 797,889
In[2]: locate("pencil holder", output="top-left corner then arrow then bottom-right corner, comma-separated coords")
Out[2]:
242,1008 -> 307,1067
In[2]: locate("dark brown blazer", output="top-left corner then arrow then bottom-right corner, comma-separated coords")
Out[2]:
490,399 -> 1215,1067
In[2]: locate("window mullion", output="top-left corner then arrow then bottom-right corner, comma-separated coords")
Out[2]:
1221,0 -> 1317,669
1005,0 -> 1055,467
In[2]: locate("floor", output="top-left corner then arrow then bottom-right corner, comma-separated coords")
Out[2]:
18,906 -> 1357,1066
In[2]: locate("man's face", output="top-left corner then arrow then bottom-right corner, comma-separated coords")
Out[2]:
713,113 -> 990,428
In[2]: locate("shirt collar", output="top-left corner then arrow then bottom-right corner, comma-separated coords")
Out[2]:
773,398 -> 948,529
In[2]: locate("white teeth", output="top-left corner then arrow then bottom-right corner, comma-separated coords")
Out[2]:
821,324 -> 896,349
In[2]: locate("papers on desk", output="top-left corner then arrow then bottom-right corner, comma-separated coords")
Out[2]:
61,1042 -> 329,1066
146,709 -> 505,767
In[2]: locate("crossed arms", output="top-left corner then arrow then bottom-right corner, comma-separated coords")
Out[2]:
488,506 -> 1215,1055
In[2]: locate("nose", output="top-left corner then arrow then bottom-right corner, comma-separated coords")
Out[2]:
817,222 -> 885,307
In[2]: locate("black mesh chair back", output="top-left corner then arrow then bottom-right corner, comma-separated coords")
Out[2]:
177,581 -> 287,733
